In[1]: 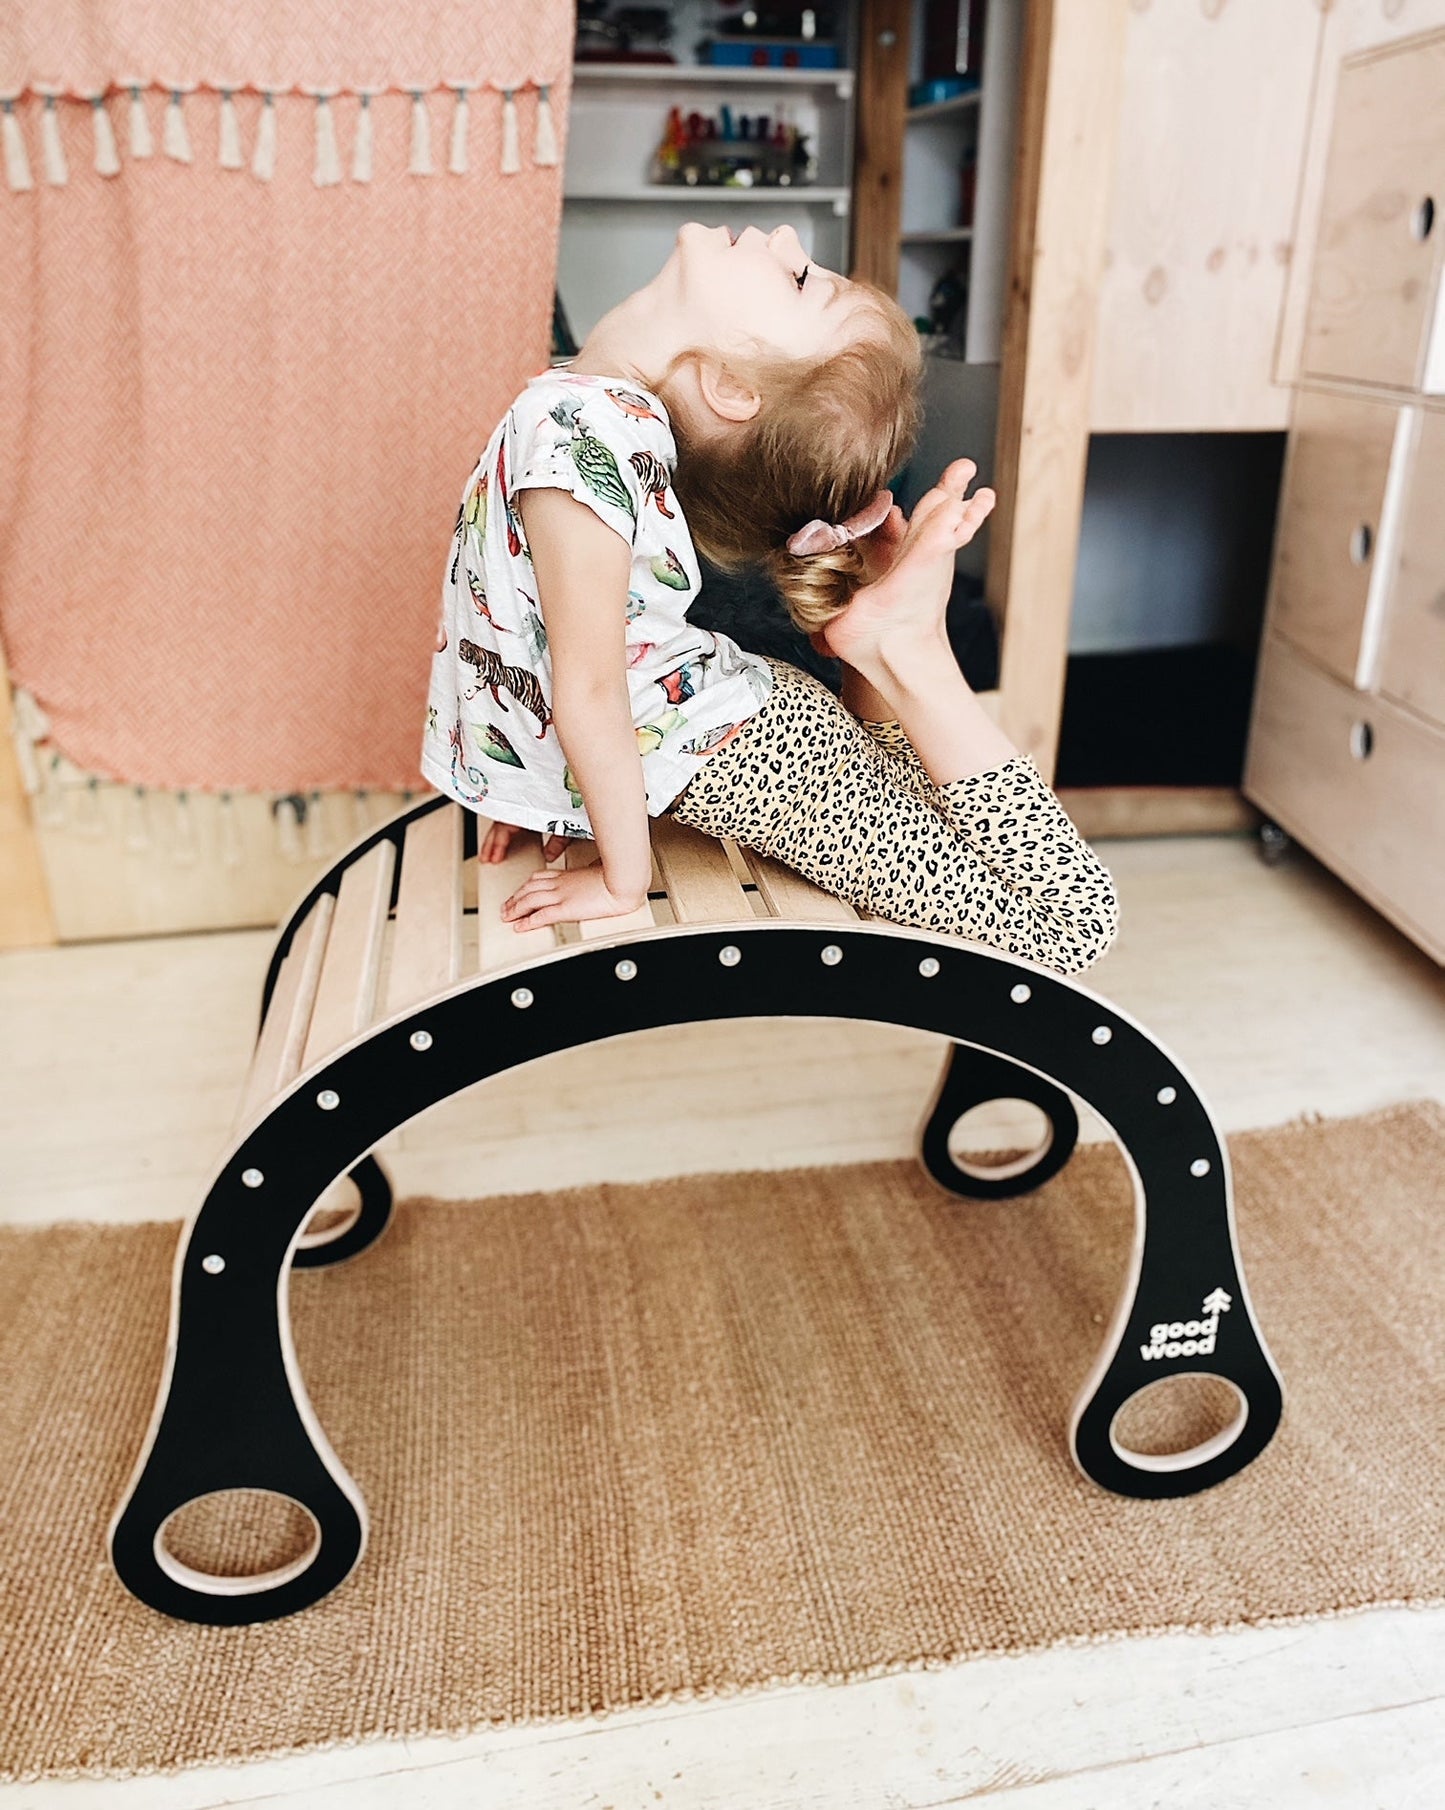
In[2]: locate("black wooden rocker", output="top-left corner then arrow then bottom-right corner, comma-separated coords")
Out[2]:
109,796 -> 1285,1624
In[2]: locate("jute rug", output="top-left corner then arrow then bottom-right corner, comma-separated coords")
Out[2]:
2,1100 -> 1443,1781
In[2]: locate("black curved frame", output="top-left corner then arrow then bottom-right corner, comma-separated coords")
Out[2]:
109,914 -> 1285,1626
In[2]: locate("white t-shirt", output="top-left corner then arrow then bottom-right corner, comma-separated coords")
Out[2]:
420,365 -> 774,838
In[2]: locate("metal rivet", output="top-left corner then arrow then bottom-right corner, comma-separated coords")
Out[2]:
410,1030 -> 433,1052
718,945 -> 741,967
614,959 -> 638,981
820,944 -> 843,966
1010,984 -> 1031,1003
918,956 -> 940,978
511,987 -> 534,1009
1190,1158 -> 1210,1177
201,1253 -> 225,1275
241,1168 -> 264,1189
316,1089 -> 340,1111
1157,1086 -> 1177,1105
1092,1025 -> 1113,1045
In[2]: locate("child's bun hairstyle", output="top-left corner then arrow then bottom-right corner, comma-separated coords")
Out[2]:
657,280 -> 923,635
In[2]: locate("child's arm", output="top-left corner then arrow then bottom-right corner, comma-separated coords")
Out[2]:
498,487 -> 653,933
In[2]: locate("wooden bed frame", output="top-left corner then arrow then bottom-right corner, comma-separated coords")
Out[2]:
108,797 -> 1285,1624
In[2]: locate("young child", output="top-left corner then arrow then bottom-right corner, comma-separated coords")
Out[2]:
422,223 -> 1119,975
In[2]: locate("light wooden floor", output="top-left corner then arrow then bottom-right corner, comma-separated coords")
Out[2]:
3,828 -> 1443,1807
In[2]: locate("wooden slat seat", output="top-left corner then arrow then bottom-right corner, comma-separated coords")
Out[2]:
244,805 -> 870,1123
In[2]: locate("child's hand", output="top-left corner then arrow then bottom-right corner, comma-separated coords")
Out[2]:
480,822 -> 569,864
501,864 -> 647,933
812,460 -> 995,667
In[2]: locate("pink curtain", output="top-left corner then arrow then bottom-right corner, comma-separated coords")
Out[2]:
0,4 -> 573,791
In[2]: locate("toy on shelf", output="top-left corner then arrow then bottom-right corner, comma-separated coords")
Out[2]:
651,101 -> 815,188
577,1 -> 678,63
700,2 -> 841,70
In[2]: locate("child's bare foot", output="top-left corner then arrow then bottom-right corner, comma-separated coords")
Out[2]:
816,460 -> 995,675
479,821 -> 568,863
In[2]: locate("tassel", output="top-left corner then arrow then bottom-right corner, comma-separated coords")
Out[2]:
534,83 -> 559,167
352,790 -> 371,836
351,92 -> 374,182
36,755 -> 66,829
252,92 -> 277,180
163,90 -> 192,163
499,87 -> 520,175
90,96 -> 121,177
274,795 -> 303,862
305,792 -> 328,859
124,786 -> 151,853
40,95 -> 67,186
75,776 -> 104,838
218,89 -> 243,169
312,93 -> 341,186
9,687 -> 50,793
408,89 -> 433,175
172,790 -> 198,865
218,792 -> 244,867
127,85 -> 153,157
2,98 -> 32,192
448,86 -> 470,174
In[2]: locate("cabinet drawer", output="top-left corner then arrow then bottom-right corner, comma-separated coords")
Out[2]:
1376,408 -> 1445,730
1268,389 -> 1407,686
1301,34 -> 1445,391
1244,634 -> 1445,961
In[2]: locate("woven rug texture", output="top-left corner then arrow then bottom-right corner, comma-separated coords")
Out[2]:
1,1099 -> 1442,1779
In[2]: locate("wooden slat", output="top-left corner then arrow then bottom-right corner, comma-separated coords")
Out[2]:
744,849 -> 858,924
564,838 -> 657,940
477,836 -> 563,969
651,816 -> 753,925
385,807 -> 463,1014
302,840 -> 396,1066
237,894 -> 335,1127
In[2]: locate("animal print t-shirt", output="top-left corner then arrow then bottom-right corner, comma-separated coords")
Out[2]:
420,365 -> 774,838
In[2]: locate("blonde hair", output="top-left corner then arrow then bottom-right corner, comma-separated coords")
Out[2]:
654,282 -> 923,635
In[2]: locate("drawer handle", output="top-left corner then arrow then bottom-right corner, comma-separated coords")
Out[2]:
1349,721 -> 1374,761
1412,196 -> 1435,243
1348,522 -> 1373,565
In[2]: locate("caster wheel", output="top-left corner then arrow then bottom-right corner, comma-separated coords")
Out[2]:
1258,820 -> 1291,867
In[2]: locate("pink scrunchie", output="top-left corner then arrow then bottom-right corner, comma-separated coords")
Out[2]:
785,488 -> 894,557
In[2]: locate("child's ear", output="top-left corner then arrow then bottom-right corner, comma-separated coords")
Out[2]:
696,357 -> 762,425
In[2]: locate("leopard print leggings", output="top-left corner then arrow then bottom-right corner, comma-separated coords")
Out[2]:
672,655 -> 1120,977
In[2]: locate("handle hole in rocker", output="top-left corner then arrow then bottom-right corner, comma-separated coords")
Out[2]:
1109,1374 -> 1248,1474
1348,522 -> 1373,565
156,1489 -> 321,1596
947,1097 -> 1053,1182
1412,195 -> 1435,242
1349,720 -> 1374,761
297,1173 -> 363,1249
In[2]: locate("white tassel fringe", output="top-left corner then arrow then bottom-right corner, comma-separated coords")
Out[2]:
218,90 -> 244,169
252,92 -> 277,180
90,96 -> 120,176
408,90 -> 433,175
163,90 -> 192,163
1,100 -> 32,192
534,84 -> 559,166
499,87 -> 520,175
448,86 -> 469,174
40,96 -> 68,186
352,93 -> 374,182
313,94 -> 341,185
172,791 -> 198,865
218,793 -> 244,867
128,86 -> 153,157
